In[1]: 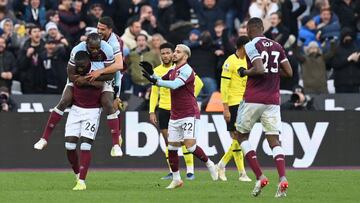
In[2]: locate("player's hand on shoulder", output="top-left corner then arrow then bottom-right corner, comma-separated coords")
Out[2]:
140,61 -> 154,75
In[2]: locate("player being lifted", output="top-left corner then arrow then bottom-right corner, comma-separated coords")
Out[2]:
34,30 -> 123,157
217,36 -> 251,182
235,17 -> 293,197
65,51 -> 104,191
149,43 -> 203,180
142,44 -> 218,189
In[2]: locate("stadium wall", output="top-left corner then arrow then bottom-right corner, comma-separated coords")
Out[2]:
1,111 -> 359,169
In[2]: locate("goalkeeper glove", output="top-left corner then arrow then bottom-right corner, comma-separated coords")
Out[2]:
142,70 -> 157,85
139,61 -> 154,75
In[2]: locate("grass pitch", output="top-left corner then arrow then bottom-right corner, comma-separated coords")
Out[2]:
0,169 -> 359,203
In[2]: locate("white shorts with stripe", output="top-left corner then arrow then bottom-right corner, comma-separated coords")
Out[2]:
65,105 -> 102,140
168,117 -> 200,142
235,101 -> 282,135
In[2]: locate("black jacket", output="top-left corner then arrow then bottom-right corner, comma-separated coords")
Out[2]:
0,50 -> 17,89
264,24 -> 290,46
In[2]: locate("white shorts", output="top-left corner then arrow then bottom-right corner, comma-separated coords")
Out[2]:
235,101 -> 281,135
168,117 -> 200,142
65,105 -> 102,140
65,78 -> 113,92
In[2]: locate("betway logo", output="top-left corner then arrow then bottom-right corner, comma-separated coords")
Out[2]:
125,112 -> 329,168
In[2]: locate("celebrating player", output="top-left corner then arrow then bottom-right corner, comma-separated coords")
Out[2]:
142,44 -> 218,189
235,17 -> 293,197
149,43 -> 204,180
216,36 -> 251,182
65,51 -> 104,190
34,32 -> 123,157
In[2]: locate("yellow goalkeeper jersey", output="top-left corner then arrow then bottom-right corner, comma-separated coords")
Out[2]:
220,53 -> 248,106
149,64 -> 203,112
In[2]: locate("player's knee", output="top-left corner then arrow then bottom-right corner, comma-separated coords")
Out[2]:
65,142 -> 77,150
80,142 -> 92,151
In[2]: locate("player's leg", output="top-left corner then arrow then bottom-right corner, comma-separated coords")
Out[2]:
228,105 -> 251,181
65,136 -> 79,181
230,133 -> 251,182
183,118 -> 218,181
158,109 -> 172,180
234,102 -> 268,196
262,105 -> 288,198
34,85 -> 73,150
181,145 -> 195,180
64,105 -> 81,182
101,90 -> 122,157
73,137 -> 93,191
166,119 -> 184,189
216,144 -> 232,181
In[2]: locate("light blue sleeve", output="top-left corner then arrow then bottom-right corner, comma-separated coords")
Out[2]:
245,40 -> 261,62
156,65 -> 192,89
68,42 -> 86,66
102,41 -> 115,65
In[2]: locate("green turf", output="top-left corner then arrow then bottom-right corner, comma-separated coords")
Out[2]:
0,169 -> 359,203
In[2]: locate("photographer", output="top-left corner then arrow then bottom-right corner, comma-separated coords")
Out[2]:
281,85 -> 315,111
0,86 -> 16,112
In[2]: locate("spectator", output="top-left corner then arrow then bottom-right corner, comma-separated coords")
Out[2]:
332,0 -> 359,32
237,22 -> 248,36
187,0 -> 225,37
17,25 -> 46,93
0,37 -> 17,90
294,41 -> 332,94
329,27 -> 360,93
298,15 -> 318,46
249,0 -> 279,31
136,4 -> 164,35
264,12 -> 290,46
0,1 -> 16,23
0,18 -> 22,54
85,3 -> 104,28
310,0 -> 330,17
280,0 -> 306,39
121,19 -> 151,50
40,39 -> 67,94
218,0 -> 250,36
281,85 -> 315,111
150,33 -> 166,59
314,7 -> 341,50
157,0 -> 176,35
183,29 -> 201,48
127,33 -> 160,97
58,0 -> 85,45
23,0 -> 47,28
0,86 -> 17,112
188,31 -> 218,102
45,22 -> 69,48
46,10 -> 60,25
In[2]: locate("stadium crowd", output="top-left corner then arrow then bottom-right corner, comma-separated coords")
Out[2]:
0,0 -> 359,109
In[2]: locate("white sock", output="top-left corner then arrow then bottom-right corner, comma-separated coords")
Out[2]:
218,160 -> 226,169
205,159 -> 214,168
186,166 -> 194,174
172,171 -> 181,181
78,179 -> 85,184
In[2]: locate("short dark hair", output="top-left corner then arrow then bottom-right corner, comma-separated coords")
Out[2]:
135,33 -> 148,41
160,42 -> 174,51
29,25 -> 41,34
87,33 -> 101,44
74,51 -> 91,76
247,17 -> 264,30
98,16 -> 114,29
236,36 -> 250,49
